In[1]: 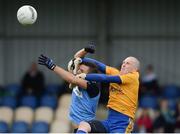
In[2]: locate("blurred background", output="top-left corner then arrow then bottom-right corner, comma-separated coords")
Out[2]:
0,0 -> 180,133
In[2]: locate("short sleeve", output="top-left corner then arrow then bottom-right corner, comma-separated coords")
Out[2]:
120,73 -> 137,84
86,81 -> 100,98
106,66 -> 120,75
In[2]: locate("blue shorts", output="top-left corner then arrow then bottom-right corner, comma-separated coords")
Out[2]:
88,108 -> 134,133
101,108 -> 134,133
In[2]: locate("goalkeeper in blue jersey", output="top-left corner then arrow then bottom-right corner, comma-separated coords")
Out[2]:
38,43 -> 101,132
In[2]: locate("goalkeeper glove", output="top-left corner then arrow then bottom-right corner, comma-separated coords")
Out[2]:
84,41 -> 96,53
38,54 -> 56,70
67,58 -> 75,73
67,57 -> 82,75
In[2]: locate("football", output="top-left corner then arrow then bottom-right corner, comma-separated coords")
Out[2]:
17,5 -> 37,25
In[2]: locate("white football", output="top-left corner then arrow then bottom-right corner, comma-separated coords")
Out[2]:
17,5 -> 37,25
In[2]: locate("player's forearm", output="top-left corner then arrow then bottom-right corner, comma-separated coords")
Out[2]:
74,48 -> 88,58
82,58 -> 106,73
53,66 -> 87,89
74,43 -> 95,58
53,66 -> 76,84
85,74 -> 121,83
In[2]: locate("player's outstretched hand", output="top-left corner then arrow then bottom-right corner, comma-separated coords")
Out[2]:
38,54 -> 56,70
84,41 -> 96,54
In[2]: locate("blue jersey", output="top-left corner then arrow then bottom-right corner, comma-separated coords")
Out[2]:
69,84 -> 100,125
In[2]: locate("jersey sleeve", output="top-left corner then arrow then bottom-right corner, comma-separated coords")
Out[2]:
85,74 -> 121,83
106,66 -> 120,75
82,58 -> 106,73
119,73 -> 137,84
86,81 -> 100,98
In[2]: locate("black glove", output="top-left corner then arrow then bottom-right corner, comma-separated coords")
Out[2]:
38,54 -> 56,70
84,41 -> 96,53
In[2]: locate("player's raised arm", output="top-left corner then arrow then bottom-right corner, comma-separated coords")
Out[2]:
68,41 -> 96,75
67,42 -> 97,89
74,41 -> 96,58
38,54 -> 89,89
82,58 -> 106,73
69,41 -> 107,74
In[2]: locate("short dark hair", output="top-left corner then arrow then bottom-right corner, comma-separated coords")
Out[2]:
80,62 -> 98,73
